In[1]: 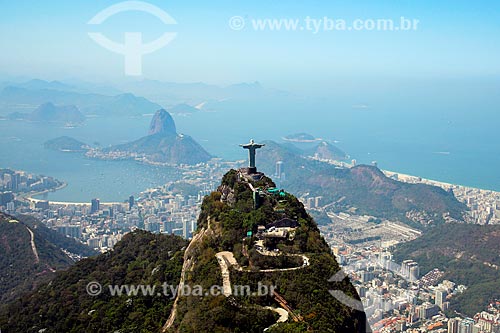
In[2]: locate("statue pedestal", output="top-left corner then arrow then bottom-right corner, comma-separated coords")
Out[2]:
248,167 -> 257,174
239,168 -> 264,182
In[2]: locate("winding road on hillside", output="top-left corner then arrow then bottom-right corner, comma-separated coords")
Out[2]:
26,227 -> 39,264
215,249 -> 310,328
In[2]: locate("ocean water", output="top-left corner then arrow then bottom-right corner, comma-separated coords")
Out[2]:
0,117 -> 178,202
0,91 -> 499,203
173,94 -> 500,192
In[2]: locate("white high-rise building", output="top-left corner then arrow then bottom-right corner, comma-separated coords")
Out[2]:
458,318 -> 475,333
448,318 -> 461,333
275,161 -> 284,179
435,288 -> 447,309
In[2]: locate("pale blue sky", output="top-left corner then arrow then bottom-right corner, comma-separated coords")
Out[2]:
0,0 -> 499,91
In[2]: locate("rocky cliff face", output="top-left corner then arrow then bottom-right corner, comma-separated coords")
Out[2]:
148,109 -> 177,135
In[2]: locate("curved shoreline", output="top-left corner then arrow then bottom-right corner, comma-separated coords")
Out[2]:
25,182 -> 123,206
18,181 -> 67,203
16,157 -> 499,207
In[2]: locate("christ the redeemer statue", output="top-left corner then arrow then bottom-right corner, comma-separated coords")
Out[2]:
240,139 -> 265,173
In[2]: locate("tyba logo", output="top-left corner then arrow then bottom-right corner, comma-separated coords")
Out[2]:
88,1 -> 177,76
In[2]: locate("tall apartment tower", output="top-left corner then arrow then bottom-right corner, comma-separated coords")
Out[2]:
90,198 -> 100,214
275,161 -> 284,179
435,289 -> 447,309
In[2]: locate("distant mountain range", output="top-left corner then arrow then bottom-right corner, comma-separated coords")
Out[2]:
114,79 -> 284,106
8,79 -> 78,92
0,78 -> 120,95
0,78 -> 286,116
100,109 -> 212,164
0,84 -> 161,116
257,141 -> 466,227
8,102 -> 85,124
167,103 -> 199,114
0,212 -> 96,305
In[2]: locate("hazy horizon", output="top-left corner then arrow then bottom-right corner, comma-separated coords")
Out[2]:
1,0 -> 499,93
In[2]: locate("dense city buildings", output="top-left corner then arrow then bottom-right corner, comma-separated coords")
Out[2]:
1,160 -> 499,332
1,168 -> 64,196
1,160 -> 239,253
317,210 -> 498,332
